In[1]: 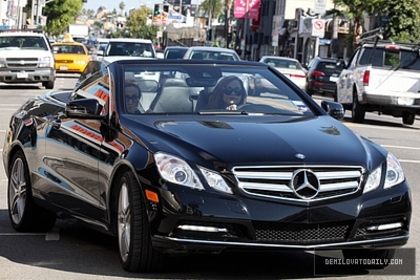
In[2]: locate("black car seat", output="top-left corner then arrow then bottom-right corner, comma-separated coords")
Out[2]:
149,78 -> 194,113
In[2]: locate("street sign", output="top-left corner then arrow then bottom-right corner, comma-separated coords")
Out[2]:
272,34 -> 278,47
312,19 -> 325,38
314,0 -> 327,15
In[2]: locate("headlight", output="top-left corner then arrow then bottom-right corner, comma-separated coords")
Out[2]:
154,152 -> 204,190
363,152 -> 404,193
39,56 -> 52,67
363,165 -> 381,193
0,57 -> 5,67
384,152 -> 404,189
198,166 -> 233,194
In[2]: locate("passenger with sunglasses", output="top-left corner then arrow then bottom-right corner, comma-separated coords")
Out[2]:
206,76 -> 246,110
125,83 -> 145,114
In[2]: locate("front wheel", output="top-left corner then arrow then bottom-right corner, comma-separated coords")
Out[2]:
8,151 -> 56,232
116,171 -> 165,272
43,81 -> 55,89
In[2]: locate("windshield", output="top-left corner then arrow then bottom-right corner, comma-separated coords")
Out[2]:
53,44 -> 86,54
189,51 -> 240,61
358,47 -> 420,70
263,58 -> 303,70
106,42 -> 155,58
0,36 -> 48,50
110,64 -> 317,116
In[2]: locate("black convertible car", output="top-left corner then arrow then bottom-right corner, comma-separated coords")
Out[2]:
2,59 -> 411,272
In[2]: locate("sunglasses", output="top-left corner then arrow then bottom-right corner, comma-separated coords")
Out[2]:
126,95 -> 140,102
224,86 -> 243,96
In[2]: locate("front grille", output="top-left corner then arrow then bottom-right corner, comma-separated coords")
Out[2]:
253,221 -> 350,244
6,57 -> 39,68
233,165 -> 364,202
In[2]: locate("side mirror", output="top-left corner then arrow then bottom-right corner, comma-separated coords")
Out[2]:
336,60 -> 346,69
321,100 -> 344,120
96,50 -> 104,56
65,98 -> 105,119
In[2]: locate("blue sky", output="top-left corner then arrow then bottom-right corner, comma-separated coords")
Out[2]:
83,0 -> 202,13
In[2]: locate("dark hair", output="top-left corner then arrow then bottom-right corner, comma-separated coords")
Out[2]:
206,76 -> 246,109
125,83 -> 142,99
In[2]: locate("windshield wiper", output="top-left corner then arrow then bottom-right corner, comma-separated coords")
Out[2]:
198,110 -> 250,115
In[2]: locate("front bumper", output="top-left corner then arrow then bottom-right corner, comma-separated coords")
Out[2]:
148,181 -> 411,254
55,63 -> 87,74
0,68 -> 55,83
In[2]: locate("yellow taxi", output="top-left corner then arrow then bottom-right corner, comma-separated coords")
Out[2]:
52,34 -> 90,74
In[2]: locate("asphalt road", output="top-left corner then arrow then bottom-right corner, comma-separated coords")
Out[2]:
0,76 -> 419,279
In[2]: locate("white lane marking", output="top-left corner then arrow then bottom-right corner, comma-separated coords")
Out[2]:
399,159 -> 420,164
382,145 -> 420,151
45,227 -> 60,241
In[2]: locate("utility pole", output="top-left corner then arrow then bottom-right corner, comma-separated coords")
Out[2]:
331,3 -> 338,59
240,0 -> 249,60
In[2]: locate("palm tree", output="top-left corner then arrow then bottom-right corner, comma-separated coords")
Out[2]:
199,0 -> 223,40
331,0 -> 383,50
223,0 -> 233,46
119,2 -> 126,16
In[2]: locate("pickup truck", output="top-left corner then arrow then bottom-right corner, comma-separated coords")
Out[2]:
336,28 -> 420,125
0,28 -> 56,89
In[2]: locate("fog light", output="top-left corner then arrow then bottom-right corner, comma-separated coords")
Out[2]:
366,222 -> 403,231
177,225 -> 228,233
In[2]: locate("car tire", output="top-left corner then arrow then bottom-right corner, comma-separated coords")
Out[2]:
8,151 -> 56,232
43,81 -> 55,89
342,249 -> 395,268
351,91 -> 365,123
116,171 -> 165,272
402,112 -> 415,125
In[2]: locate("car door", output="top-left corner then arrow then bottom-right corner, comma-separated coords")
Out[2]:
337,49 -> 359,103
43,74 -> 108,219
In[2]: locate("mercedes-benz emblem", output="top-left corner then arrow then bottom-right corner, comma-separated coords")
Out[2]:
290,169 -> 320,199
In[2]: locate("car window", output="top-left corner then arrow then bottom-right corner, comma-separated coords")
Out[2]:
358,47 -> 420,70
165,49 -> 187,59
0,36 -> 48,50
190,50 -> 239,61
265,59 -> 303,70
106,42 -> 155,58
119,64 -> 316,116
53,44 -> 86,54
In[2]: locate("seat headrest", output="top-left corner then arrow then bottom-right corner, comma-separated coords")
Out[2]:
162,78 -> 188,87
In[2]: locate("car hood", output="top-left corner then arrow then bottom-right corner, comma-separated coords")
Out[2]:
127,115 -> 386,169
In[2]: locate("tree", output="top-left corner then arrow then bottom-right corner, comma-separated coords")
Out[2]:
381,0 -> 420,42
126,7 -> 158,40
199,0 -> 223,38
332,0 -> 383,51
119,2 -> 126,16
43,0 -> 84,36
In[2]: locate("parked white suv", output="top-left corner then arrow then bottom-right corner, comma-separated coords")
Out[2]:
336,28 -> 420,125
0,29 -> 56,89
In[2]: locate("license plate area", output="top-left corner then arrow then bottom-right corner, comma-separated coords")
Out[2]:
59,66 -> 68,70
17,72 -> 28,78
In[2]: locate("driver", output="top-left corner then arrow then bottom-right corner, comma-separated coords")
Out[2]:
205,76 -> 246,110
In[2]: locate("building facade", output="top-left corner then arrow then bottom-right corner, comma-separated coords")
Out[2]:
237,0 -> 351,64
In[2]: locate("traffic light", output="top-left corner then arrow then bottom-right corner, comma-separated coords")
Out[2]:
154,4 -> 160,15
163,4 -> 169,13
